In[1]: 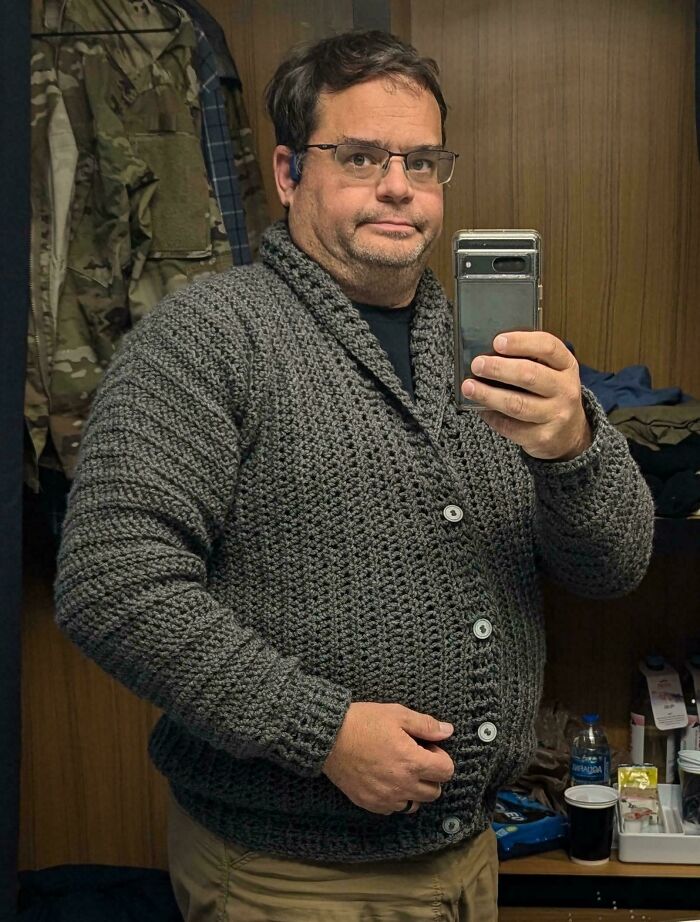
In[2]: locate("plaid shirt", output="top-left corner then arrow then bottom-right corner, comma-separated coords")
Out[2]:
193,23 -> 251,265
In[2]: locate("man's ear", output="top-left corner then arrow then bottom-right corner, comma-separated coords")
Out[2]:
272,145 -> 300,209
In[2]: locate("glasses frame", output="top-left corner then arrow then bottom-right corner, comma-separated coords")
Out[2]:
299,142 -> 459,185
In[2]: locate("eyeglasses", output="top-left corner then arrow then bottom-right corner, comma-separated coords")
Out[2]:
299,143 -> 458,185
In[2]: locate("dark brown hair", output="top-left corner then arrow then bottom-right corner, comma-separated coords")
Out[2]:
264,30 -> 448,151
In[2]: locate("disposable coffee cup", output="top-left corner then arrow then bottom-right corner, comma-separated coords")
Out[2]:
564,785 -> 618,865
677,750 -> 700,835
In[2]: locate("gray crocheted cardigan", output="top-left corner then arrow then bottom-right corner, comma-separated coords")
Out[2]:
54,220 -> 654,863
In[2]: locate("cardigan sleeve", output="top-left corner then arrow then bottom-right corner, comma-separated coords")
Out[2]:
54,282 -> 352,778
522,387 -> 655,598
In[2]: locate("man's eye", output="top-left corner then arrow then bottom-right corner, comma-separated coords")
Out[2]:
411,156 -> 436,173
350,153 -> 371,167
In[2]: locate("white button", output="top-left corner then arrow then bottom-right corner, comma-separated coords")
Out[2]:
442,815 -> 461,835
443,504 -> 463,523
478,721 -> 497,743
472,618 -> 492,640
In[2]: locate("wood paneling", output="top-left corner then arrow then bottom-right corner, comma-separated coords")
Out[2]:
389,0 -> 411,43
413,0 -> 700,395
19,495 -> 169,869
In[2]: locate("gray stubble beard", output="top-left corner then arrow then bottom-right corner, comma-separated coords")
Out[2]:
348,220 -> 435,265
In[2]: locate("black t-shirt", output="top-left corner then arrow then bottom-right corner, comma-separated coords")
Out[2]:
354,300 -> 415,402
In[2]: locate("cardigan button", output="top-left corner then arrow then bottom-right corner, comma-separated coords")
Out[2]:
442,815 -> 462,835
478,722 -> 497,743
443,504 -> 463,523
473,619 -> 493,640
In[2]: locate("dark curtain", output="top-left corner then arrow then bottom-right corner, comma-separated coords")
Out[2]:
0,2 -> 29,920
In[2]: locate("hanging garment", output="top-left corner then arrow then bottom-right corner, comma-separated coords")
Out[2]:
221,78 -> 270,260
25,0 -> 234,487
175,0 -> 269,258
173,0 -> 242,87
26,42 -> 79,490
192,21 -> 251,263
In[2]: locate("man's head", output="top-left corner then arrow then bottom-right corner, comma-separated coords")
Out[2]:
265,30 -> 454,305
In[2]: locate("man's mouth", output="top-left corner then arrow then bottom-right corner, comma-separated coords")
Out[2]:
362,219 -> 417,232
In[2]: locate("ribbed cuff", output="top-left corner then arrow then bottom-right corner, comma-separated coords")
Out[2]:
263,669 -> 353,778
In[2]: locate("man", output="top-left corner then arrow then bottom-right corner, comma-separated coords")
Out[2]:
55,29 -> 654,922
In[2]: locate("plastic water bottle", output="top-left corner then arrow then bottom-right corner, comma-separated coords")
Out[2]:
570,714 -> 611,785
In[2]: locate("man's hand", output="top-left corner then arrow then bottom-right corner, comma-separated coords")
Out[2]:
321,702 -> 455,815
461,331 -> 592,461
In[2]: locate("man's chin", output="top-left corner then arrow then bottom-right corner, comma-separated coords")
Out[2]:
349,230 -> 430,267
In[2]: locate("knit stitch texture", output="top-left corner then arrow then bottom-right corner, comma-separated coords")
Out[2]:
54,220 -> 654,862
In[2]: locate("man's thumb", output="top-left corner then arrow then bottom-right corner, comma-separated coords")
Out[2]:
403,709 -> 453,739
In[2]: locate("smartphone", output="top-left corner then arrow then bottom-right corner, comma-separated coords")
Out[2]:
453,229 -> 542,411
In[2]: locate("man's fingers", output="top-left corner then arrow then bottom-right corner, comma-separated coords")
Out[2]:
397,706 -> 453,741
490,331 -> 576,372
412,741 -> 455,783
462,378 -> 546,422
393,780 -> 443,815
416,780 -> 444,802
469,354 -> 556,398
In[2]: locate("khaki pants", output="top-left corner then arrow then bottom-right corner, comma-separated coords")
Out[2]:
167,792 -> 499,921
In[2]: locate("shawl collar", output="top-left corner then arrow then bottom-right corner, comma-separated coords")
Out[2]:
260,221 -> 452,444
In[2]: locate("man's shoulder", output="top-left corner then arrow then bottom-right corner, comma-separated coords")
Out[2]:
135,262 -> 284,344
179,262 -> 280,322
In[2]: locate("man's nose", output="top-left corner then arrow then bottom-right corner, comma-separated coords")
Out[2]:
375,157 -> 414,202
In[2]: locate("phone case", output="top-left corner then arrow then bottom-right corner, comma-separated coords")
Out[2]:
452,229 -> 542,411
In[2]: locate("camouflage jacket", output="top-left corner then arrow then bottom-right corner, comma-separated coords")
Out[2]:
26,0 -> 233,489
28,39 -> 79,488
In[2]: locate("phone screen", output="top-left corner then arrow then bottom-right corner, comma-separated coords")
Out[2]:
456,279 -> 538,406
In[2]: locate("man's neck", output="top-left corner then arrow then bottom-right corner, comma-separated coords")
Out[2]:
343,277 -> 418,309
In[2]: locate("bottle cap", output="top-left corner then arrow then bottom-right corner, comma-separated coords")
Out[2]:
582,713 -> 599,724
689,654 -> 700,667
645,654 -> 665,670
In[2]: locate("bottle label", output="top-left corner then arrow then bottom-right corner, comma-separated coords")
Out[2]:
640,660 -> 688,731
571,754 -> 610,784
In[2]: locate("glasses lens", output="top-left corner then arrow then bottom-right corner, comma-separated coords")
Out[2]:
335,145 -> 385,179
438,152 -> 456,184
404,150 -> 456,184
405,150 -> 442,183
423,152 -> 455,185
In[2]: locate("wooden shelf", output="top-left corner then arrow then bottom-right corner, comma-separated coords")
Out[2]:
500,848 -> 700,878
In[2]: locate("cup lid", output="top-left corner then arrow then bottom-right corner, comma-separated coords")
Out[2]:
564,785 -> 619,808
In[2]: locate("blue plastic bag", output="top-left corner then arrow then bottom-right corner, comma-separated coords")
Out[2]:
492,790 -> 569,860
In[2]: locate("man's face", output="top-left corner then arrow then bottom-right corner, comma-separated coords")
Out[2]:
274,76 -> 445,297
